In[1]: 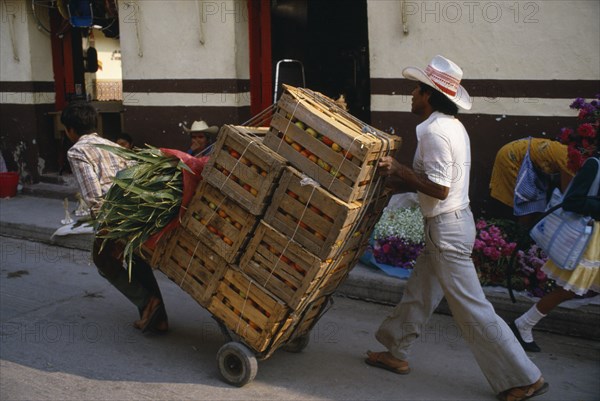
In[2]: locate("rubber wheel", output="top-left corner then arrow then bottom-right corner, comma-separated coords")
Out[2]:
281,334 -> 310,353
217,342 -> 258,387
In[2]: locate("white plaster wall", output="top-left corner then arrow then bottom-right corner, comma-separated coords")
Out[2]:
1,0 -> 53,104
233,3 -> 250,80
94,31 -> 122,81
118,0 -> 249,80
368,0 -> 599,80
27,8 -> 54,82
1,0 -> 33,82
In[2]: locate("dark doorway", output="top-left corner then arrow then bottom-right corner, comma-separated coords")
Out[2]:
271,0 -> 371,122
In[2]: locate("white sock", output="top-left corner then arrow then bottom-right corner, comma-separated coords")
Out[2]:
515,305 -> 546,343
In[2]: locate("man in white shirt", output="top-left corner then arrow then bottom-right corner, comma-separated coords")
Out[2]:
366,56 -> 548,401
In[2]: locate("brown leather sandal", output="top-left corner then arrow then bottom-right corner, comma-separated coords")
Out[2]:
134,297 -> 163,333
365,350 -> 410,375
497,377 -> 549,401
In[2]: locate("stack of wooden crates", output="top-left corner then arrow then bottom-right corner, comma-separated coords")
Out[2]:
154,86 -> 401,358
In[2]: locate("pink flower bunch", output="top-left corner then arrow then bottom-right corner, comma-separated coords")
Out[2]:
515,244 -> 555,298
474,219 -> 516,261
473,219 -> 517,286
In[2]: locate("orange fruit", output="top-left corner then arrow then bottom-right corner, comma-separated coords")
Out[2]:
315,232 -> 326,241
321,136 -> 334,146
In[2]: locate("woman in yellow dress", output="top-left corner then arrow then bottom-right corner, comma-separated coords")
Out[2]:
489,137 -> 574,225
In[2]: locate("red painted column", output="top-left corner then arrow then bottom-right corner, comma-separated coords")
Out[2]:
247,0 -> 272,118
49,9 -> 67,110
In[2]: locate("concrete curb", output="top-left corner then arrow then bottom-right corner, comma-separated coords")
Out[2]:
1,194 -> 598,340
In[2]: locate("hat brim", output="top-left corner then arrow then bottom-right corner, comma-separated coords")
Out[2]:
402,66 -> 472,110
190,126 -> 220,135
190,125 -> 219,135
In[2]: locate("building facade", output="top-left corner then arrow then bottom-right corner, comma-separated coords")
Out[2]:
1,0 -> 598,215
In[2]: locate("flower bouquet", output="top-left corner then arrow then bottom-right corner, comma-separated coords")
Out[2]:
513,244 -> 555,298
472,219 -> 517,287
370,206 -> 425,269
559,96 -> 599,172
473,218 -> 556,297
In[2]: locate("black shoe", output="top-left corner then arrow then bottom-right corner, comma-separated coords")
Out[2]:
510,321 -> 541,352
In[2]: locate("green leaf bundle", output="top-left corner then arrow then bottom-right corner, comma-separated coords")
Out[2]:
94,145 -> 190,279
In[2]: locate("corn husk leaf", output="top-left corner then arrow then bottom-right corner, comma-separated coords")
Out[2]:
93,145 -> 188,280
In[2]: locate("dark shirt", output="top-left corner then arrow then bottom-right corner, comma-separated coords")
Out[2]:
562,157 -> 600,220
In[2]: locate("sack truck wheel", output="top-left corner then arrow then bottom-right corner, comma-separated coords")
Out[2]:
217,342 -> 258,387
281,333 -> 310,353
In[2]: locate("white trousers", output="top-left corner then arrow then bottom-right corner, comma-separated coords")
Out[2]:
375,207 -> 541,394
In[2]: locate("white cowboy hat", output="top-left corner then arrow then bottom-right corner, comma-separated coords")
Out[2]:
189,120 -> 219,135
402,55 -> 472,110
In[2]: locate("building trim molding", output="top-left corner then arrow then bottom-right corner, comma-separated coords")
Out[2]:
123,78 -> 251,93
370,78 -> 600,99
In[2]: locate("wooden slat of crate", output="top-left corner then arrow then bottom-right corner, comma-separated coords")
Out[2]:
137,223 -> 180,268
311,245 -> 365,300
239,221 -> 336,310
202,125 -> 287,215
181,181 -> 258,264
264,166 -> 366,260
268,295 -> 330,352
263,87 -> 401,202
339,190 -> 391,253
232,125 -> 270,138
207,268 -> 290,354
158,227 -> 228,307
291,295 -> 329,338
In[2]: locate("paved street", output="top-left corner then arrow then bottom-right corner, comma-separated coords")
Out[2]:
1,236 -> 599,401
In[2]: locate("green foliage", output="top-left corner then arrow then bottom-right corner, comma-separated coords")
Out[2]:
93,145 -> 188,279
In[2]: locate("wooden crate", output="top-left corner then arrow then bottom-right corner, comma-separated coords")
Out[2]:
181,181 -> 258,264
263,85 -> 401,203
310,245 -> 366,301
207,268 -> 291,354
126,230 -> 169,268
340,189 -> 391,253
158,227 -> 228,308
264,166 -> 390,260
263,166 -> 360,260
231,125 -> 270,138
270,295 -> 331,351
290,295 -> 330,338
202,124 -> 287,215
239,221 -> 338,310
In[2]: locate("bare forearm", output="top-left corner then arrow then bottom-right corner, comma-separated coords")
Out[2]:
379,156 -> 448,200
395,165 -> 448,200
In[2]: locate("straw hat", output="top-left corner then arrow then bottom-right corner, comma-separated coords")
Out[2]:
189,120 -> 219,135
402,55 -> 472,110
